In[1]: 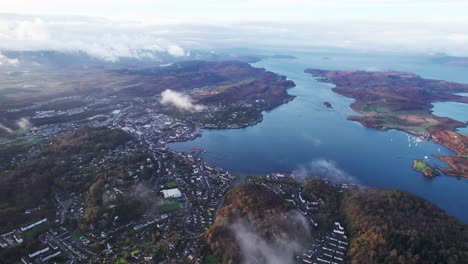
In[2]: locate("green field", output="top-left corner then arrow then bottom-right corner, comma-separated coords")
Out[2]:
364,104 -> 391,113
115,258 -> 128,264
204,255 -> 218,264
412,160 -> 440,177
12,129 -> 28,136
12,138 -> 45,146
158,199 -> 181,213
164,181 -> 177,188
413,160 -> 429,171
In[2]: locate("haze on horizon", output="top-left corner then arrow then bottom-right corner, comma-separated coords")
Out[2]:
1,0 -> 468,61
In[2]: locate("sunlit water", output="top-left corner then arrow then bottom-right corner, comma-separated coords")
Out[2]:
170,51 -> 468,222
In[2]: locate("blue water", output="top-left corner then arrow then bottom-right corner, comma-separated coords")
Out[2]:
170,51 -> 468,222
432,93 -> 468,134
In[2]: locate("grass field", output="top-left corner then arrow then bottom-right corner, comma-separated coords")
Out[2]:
12,129 -> 28,136
158,199 -> 181,214
364,104 -> 391,113
205,255 -> 218,264
12,138 -> 45,146
413,160 -> 429,171
164,181 -> 177,188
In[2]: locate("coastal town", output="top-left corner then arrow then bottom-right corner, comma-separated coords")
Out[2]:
0,86 -> 353,263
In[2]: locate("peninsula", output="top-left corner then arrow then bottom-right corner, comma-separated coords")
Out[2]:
305,69 -> 468,178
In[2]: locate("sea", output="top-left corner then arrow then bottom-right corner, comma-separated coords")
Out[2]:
170,50 -> 468,222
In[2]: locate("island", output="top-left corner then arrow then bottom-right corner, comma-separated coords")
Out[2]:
412,160 -> 440,178
305,69 -> 468,178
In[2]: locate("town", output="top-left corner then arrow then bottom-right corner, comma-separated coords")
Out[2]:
1,92 -> 349,263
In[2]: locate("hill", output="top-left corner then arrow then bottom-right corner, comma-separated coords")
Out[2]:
341,188 -> 468,264
205,183 -> 311,264
205,180 -> 468,264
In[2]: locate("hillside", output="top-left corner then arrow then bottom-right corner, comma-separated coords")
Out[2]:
205,183 -> 311,264
205,180 -> 468,264
0,128 -> 131,232
341,189 -> 468,264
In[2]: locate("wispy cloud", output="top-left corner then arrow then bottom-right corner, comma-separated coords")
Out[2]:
16,118 -> 31,130
230,210 -> 310,264
160,89 -> 205,112
0,123 -> 13,133
0,118 -> 31,133
0,52 -> 19,65
294,159 -> 358,184
1,6 -> 468,58
0,15 -> 187,61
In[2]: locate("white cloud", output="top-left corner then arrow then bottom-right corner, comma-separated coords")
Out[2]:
1,11 -> 468,58
0,52 -> 19,65
0,14 -> 187,61
0,123 -> 13,133
160,89 -> 205,111
167,44 -> 185,57
14,18 -> 50,41
294,159 -> 358,184
16,118 -> 32,130
231,211 -> 310,264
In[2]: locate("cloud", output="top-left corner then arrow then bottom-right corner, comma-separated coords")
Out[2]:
14,18 -> 50,41
0,52 -> 19,65
231,211 -> 310,264
160,89 -> 205,111
0,123 -> 13,133
167,44 -> 185,57
1,11 -> 468,58
16,118 -> 32,130
294,159 -> 358,184
0,118 -> 31,133
0,14 -> 187,61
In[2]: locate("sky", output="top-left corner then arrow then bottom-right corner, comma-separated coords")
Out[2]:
1,0 -> 468,60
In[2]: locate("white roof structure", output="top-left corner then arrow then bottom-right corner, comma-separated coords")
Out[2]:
161,188 -> 182,199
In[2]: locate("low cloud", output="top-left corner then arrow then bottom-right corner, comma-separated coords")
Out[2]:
0,118 -> 32,133
167,44 -> 185,57
16,118 -> 32,130
231,211 -> 310,264
0,14 -> 187,61
1,13 -> 468,59
294,159 -> 358,184
0,52 -> 19,65
131,183 -> 159,216
160,89 -> 205,111
0,123 -> 13,133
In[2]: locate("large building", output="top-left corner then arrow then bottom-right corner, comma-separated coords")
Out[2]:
161,188 -> 182,199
